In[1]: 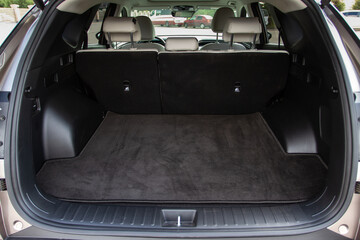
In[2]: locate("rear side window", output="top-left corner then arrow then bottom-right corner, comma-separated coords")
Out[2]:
87,3 -> 108,46
261,3 -> 283,45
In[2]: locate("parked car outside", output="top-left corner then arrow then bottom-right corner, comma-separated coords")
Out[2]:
184,15 -> 212,28
342,10 -> 360,30
149,9 -> 186,27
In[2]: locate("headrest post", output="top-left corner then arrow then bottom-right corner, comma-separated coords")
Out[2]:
107,33 -> 113,48
252,34 -> 257,49
230,34 -> 234,50
130,32 -> 134,48
216,33 -> 219,43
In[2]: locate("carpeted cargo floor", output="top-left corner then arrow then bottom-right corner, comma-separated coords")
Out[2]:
36,112 -> 326,202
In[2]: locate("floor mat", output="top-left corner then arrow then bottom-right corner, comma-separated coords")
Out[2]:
36,113 -> 326,202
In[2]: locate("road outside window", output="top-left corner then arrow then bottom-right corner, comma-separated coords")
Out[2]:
341,10 -> 360,38
0,2 -> 33,46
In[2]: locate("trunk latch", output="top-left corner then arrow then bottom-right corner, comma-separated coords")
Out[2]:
234,82 -> 241,93
161,209 -> 197,227
123,81 -> 130,92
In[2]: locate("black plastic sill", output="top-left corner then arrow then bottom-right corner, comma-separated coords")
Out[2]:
23,185 -> 332,232
6,228 -> 351,240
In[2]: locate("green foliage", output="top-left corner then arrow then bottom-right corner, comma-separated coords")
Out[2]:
353,0 -> 360,10
0,0 -> 33,8
194,9 -> 217,17
0,0 -> 11,7
331,0 -> 345,11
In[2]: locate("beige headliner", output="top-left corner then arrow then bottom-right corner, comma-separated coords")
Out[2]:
57,0 -> 307,14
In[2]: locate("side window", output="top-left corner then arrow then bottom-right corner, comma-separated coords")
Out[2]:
87,3 -> 108,46
261,3 -> 283,45
240,7 -> 248,17
120,7 -> 127,17
196,16 -> 202,20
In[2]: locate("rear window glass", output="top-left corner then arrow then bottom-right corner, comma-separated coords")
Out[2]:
130,7 -> 234,41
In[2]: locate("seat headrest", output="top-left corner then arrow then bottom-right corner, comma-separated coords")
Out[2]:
103,17 -> 141,42
211,7 -> 235,33
165,37 -> 199,51
223,17 -> 262,43
136,16 -> 155,41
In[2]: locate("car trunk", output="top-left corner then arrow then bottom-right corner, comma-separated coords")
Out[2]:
36,113 -> 326,202
5,0 -> 355,236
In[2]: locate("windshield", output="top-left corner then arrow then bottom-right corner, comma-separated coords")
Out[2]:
130,7 -> 235,40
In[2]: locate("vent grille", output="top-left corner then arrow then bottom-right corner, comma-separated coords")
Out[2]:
0,179 -> 6,191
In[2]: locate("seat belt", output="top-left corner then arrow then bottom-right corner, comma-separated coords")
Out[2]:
278,29 -> 282,50
83,31 -> 88,49
267,6 -> 282,49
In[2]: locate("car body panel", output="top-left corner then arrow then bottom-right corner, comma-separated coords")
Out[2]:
0,0 -> 360,239
149,9 -> 186,26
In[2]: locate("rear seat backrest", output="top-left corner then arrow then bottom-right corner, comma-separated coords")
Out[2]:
223,17 -> 262,49
76,17 -> 161,114
165,37 -> 199,51
159,49 -> 290,114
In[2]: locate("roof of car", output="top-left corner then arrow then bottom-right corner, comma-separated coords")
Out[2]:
57,0 -> 307,14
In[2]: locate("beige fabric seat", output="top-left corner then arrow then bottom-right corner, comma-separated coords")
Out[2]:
103,17 -> 141,48
76,17 -> 161,113
121,16 -> 165,51
223,17 -> 262,49
201,7 -> 246,50
158,17 -> 289,114
165,37 -> 199,51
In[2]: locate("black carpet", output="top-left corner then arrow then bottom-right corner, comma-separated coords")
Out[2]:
36,113 -> 326,202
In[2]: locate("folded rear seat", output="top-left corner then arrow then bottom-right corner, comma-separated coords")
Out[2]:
76,17 -> 161,114
159,19 -> 289,114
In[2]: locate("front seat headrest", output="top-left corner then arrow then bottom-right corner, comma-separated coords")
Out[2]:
211,7 -> 235,33
165,37 -> 199,51
223,17 -> 262,43
103,17 -> 141,43
135,16 -> 155,41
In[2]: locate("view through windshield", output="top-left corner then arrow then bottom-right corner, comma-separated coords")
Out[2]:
131,8 -> 221,40
86,4 -> 285,47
